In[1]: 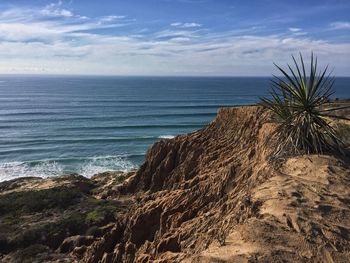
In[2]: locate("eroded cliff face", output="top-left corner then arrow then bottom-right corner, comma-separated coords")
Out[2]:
82,106 -> 350,263
82,106 -> 278,262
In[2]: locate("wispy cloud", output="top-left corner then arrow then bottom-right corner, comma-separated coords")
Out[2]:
0,2 -> 349,75
154,29 -> 199,40
288,27 -> 307,36
40,1 -> 74,17
99,15 -> 126,22
329,21 -> 350,30
170,22 -> 202,28
0,2 -> 129,43
288,27 -> 302,32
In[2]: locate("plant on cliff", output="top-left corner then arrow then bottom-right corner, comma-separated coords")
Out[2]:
261,53 -> 347,155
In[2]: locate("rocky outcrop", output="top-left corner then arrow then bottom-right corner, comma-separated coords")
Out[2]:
82,106 -> 279,262
0,173 -> 134,262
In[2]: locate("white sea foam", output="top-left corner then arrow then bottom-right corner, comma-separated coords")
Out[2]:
0,155 -> 138,182
158,135 -> 175,139
78,155 -> 138,178
0,161 -> 64,182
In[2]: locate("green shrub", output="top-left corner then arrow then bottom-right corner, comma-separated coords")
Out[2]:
86,210 -> 105,224
85,204 -> 116,225
261,53 -> 346,155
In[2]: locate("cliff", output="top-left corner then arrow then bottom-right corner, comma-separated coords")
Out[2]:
83,106 -> 350,263
1,106 -> 349,263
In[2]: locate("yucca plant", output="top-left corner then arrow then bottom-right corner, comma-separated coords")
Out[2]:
261,53 -> 346,155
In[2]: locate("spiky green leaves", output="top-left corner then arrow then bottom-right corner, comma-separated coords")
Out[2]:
261,53 -> 343,155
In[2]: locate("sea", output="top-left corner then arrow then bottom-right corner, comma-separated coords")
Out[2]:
0,76 -> 349,182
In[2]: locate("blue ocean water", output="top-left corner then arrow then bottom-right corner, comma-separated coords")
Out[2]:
0,76 -> 349,181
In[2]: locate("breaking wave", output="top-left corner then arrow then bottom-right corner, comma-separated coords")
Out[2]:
0,155 -> 139,182
158,135 -> 175,139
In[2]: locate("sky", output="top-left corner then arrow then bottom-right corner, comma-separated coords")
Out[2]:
0,0 -> 349,76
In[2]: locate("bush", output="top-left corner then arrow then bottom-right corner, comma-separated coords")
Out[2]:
85,204 -> 116,225
261,53 -> 346,155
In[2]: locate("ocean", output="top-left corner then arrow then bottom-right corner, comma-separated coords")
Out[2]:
0,76 -> 349,182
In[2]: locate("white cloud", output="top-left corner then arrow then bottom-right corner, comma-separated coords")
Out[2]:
99,15 -> 126,23
0,4 -> 349,76
0,4 -> 128,43
288,27 -> 307,36
170,22 -> 181,27
1,32 -> 349,76
329,21 -> 350,30
289,27 -> 302,32
170,22 -> 202,28
0,22 -> 60,42
40,1 -> 74,17
293,32 -> 307,36
154,29 -> 198,39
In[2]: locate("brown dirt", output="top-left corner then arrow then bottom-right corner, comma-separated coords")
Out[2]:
189,155 -> 350,263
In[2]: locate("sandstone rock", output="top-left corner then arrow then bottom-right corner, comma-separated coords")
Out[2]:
82,106 -> 350,262
59,235 -> 95,253
83,106 -> 276,262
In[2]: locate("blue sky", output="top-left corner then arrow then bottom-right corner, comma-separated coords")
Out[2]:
0,0 -> 349,76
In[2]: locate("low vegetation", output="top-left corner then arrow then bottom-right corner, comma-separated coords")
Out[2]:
0,179 -> 122,254
0,187 -> 81,214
